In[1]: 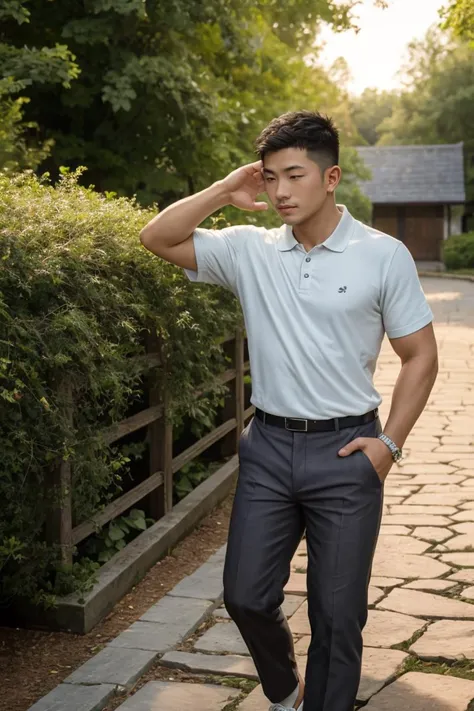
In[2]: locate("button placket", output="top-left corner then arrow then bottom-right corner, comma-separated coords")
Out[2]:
299,254 -> 313,290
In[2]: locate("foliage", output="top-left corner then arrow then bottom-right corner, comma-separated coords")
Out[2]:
376,28 -> 474,201
350,88 -> 399,146
174,461 -> 221,502
441,0 -> 474,42
0,169 -> 239,605
0,0 -> 369,212
83,509 -> 153,564
0,78 -> 53,172
443,232 -> 474,269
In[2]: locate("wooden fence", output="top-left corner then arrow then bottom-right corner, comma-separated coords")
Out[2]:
47,328 -> 253,565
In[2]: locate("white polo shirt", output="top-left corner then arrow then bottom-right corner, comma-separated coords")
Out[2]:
185,205 -> 433,419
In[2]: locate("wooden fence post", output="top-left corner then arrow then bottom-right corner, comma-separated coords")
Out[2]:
45,379 -> 73,566
147,334 -> 173,518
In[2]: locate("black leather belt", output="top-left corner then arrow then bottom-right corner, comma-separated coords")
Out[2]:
255,407 -> 378,433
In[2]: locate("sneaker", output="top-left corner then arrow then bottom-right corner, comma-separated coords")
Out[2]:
269,704 -> 303,711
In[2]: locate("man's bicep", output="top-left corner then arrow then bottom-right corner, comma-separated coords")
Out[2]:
389,322 -> 437,363
165,235 -> 198,271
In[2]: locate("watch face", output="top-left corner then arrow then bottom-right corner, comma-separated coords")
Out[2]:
394,450 -> 402,462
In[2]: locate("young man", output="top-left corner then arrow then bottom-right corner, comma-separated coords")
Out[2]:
140,111 -> 438,711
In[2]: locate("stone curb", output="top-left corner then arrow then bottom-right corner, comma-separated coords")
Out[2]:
26,546 -> 227,711
418,271 -> 474,283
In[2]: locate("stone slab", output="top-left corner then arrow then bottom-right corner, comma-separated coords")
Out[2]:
439,552 -> 474,567
363,609 -> 425,648
443,533 -> 474,550
377,587 -> 474,619
410,619 -> 474,660
108,621 -> 188,652
371,551 -> 451,579
284,573 -> 307,595
378,525 -> 411,535
363,671 -> 474,710
139,595 -> 214,631
370,577 -> 405,587
289,600 -> 309,635
237,684 -> 267,710
402,579 -> 457,592
412,527 -> 454,543
64,647 -> 157,687
461,586 -> 474,600
376,535 -> 429,555
167,558 -> 224,601
379,514 -> 452,526
452,522 -> 474,534
194,621 -> 249,655
357,648 -> 408,702
451,510 -> 474,522
404,495 -> 467,507
389,504 -> 459,515
160,651 -> 257,679
447,569 -> 474,584
115,681 -> 239,710
27,684 -> 116,711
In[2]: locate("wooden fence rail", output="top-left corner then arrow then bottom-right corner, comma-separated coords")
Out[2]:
52,328 -> 252,563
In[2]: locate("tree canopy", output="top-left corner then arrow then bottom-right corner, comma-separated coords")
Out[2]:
0,0 -> 371,218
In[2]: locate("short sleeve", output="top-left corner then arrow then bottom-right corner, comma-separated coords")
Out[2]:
184,225 -> 254,293
381,243 -> 433,339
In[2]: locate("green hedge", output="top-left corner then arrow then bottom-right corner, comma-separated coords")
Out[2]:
0,170 -> 239,607
443,232 -> 474,270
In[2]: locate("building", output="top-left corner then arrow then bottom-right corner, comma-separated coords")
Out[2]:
357,144 -> 466,268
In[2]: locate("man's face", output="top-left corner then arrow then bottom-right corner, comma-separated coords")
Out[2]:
262,147 -> 338,225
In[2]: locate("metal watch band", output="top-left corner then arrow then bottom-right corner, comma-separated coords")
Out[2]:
378,433 -> 403,462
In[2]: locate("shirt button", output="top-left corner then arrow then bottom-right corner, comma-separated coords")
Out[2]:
304,273 -> 309,278
305,257 -> 311,262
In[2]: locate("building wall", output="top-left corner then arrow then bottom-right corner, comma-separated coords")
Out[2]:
372,204 -> 444,261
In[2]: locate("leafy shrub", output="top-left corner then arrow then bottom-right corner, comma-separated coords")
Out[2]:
0,169 -> 239,606
443,232 -> 474,270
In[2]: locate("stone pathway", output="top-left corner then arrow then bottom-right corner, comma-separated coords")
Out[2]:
29,277 -> 474,711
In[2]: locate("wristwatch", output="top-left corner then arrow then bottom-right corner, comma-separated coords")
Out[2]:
378,433 -> 403,463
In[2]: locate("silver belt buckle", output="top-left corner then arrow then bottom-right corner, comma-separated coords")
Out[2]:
285,417 -> 308,432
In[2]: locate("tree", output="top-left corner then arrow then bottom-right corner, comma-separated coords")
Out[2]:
1,0 -> 365,206
441,0 -> 474,42
376,28 -> 474,202
350,88 -> 399,146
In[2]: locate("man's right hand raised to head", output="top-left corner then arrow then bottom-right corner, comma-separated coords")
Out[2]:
139,161 -> 268,270
221,161 -> 268,212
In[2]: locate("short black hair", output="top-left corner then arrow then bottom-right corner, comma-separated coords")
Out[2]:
255,110 -> 339,172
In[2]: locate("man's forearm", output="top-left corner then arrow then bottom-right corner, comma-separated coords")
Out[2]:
140,181 -> 229,251
382,354 -> 438,449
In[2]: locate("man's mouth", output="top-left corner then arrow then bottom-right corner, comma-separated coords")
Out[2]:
278,205 -> 297,213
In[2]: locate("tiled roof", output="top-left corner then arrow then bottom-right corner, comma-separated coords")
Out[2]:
356,143 -> 465,204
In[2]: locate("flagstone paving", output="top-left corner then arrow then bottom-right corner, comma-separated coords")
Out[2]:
27,277 -> 474,709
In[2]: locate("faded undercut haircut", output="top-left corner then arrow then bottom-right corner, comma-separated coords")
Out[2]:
255,110 -> 340,174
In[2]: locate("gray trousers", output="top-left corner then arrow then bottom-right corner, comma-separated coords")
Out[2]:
223,415 -> 384,711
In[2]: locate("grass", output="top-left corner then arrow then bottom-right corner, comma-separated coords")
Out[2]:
401,656 -> 474,681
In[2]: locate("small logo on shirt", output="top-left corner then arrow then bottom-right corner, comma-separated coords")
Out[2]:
338,286 -> 347,293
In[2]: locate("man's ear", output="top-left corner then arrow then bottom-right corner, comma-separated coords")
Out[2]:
326,165 -> 342,193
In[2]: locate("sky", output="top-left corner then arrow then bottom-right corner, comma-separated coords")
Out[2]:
318,0 -> 448,95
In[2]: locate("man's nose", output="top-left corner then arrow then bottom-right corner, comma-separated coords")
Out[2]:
275,181 -> 291,201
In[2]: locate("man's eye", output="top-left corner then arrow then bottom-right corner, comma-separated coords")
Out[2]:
265,176 -> 275,182
290,175 -> 303,180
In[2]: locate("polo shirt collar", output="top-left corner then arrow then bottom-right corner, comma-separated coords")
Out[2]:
277,204 -> 354,253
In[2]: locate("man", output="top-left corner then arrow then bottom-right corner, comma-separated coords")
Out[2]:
140,111 -> 438,711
